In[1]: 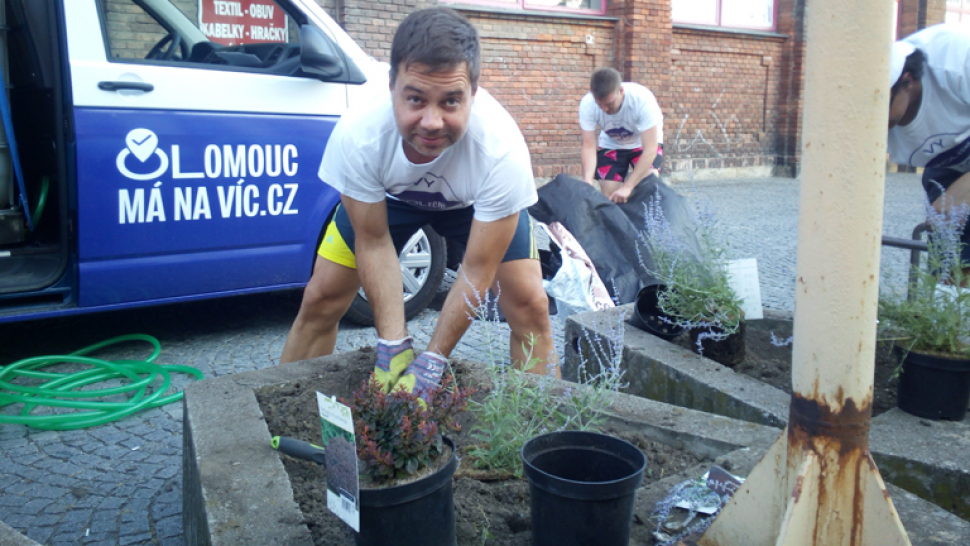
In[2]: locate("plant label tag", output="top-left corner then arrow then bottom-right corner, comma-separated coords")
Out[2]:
704,465 -> 744,497
316,391 -> 360,531
726,258 -> 763,320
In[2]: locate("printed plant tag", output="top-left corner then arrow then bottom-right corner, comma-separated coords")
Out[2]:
726,258 -> 764,320
317,392 -> 359,531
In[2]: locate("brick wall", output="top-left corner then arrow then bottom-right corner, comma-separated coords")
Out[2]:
925,0 -> 946,28
101,0 -> 197,58
335,0 -> 432,61
665,28 -> 786,175
897,0 -> 946,38
774,0 -> 806,176
325,0 -> 804,180
463,9 -> 616,178
323,1 -> 616,179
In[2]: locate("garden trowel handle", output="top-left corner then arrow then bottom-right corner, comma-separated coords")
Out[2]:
271,436 -> 327,466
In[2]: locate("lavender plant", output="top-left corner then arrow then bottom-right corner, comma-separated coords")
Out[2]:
462,280 -> 626,477
878,198 -> 970,360
638,191 -> 744,348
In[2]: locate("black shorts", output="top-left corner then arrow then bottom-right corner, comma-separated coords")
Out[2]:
921,167 -> 970,264
595,144 -> 664,182
318,199 -> 538,269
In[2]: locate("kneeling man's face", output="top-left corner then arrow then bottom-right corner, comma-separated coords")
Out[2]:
392,62 -> 476,164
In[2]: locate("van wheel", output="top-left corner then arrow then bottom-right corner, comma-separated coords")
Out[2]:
343,226 -> 446,326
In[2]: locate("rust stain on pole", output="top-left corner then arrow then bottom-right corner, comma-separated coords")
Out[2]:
787,392 -> 873,545
788,391 -> 872,455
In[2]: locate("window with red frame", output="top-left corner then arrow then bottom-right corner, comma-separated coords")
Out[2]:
672,0 -> 774,31
444,0 -> 606,16
947,0 -> 970,27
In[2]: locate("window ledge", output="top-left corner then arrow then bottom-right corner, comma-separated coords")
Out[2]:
447,3 -> 618,22
674,23 -> 788,40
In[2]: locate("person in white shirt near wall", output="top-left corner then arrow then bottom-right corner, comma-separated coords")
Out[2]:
579,67 -> 664,204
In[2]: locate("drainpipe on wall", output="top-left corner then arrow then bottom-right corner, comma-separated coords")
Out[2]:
697,0 -> 912,543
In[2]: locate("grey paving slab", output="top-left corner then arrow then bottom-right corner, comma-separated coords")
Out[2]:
0,173 -> 940,545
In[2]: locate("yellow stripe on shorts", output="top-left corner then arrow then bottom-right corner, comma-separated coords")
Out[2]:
317,220 -> 357,269
528,215 -> 539,260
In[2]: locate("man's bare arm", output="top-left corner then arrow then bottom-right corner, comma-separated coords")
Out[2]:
581,130 -> 599,185
426,213 -> 518,357
610,125 -> 659,204
341,195 -> 408,340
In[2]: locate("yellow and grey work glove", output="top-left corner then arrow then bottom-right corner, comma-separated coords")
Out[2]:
374,337 -> 414,392
393,351 -> 448,404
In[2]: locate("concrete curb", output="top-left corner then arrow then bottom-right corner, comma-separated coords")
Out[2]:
563,305 -> 970,523
0,521 -> 41,546
182,347 -> 970,545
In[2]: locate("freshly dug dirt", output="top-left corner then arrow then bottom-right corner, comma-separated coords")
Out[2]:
255,348 -> 706,546
671,316 -> 900,416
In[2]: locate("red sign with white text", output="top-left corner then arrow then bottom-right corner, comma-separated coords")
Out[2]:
198,0 -> 288,46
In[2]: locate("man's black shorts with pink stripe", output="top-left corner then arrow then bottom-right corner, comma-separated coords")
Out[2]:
595,144 -> 664,182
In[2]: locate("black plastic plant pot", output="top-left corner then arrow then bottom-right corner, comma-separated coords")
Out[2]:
629,284 -> 686,340
895,346 -> 970,421
355,437 -> 458,546
521,430 -> 646,546
689,320 -> 747,368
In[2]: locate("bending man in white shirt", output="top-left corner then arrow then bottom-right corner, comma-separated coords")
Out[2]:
579,67 -> 664,204
280,8 -> 557,398
889,24 -> 970,278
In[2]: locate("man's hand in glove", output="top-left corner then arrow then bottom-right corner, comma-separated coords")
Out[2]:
373,337 -> 414,392
393,351 -> 448,404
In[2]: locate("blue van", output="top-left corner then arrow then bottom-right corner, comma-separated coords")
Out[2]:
0,0 -> 446,324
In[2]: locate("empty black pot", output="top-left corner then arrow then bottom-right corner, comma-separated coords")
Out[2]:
896,346 -> 970,421
522,431 -> 646,546
629,284 -> 686,340
355,437 -> 458,546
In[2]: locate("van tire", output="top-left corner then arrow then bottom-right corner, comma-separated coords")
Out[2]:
343,226 -> 446,326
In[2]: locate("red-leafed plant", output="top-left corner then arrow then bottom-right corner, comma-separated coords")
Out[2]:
345,374 -> 471,484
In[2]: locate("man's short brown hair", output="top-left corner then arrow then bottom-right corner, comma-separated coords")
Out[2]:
590,67 -> 622,99
390,8 -> 481,89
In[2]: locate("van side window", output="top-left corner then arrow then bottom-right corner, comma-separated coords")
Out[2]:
99,0 -> 303,74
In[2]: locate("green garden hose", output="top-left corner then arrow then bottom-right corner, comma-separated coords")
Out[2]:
30,175 -> 49,229
0,334 -> 203,430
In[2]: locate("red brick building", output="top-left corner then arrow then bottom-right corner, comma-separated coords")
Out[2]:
315,0 -> 947,181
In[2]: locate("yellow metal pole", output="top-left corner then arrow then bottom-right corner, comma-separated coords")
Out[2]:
698,0 -> 912,543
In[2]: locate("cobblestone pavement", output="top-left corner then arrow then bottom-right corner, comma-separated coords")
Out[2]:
0,174 -> 926,545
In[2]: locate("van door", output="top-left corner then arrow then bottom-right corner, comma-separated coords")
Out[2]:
63,0 -> 351,307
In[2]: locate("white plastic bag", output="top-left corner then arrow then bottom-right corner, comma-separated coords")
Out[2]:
539,222 -> 614,317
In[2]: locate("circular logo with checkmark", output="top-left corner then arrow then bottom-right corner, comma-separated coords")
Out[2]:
116,128 -> 169,181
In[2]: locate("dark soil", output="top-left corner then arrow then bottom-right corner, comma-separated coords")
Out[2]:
255,348 -> 706,546
671,316 -> 900,416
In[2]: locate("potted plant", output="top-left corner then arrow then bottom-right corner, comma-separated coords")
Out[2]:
639,190 -> 746,367
344,372 -> 471,546
460,301 -> 646,546
878,203 -> 970,421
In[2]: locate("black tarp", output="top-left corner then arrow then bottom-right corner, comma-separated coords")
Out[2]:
528,173 -> 701,305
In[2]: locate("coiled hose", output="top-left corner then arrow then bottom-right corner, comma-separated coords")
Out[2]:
0,334 -> 203,430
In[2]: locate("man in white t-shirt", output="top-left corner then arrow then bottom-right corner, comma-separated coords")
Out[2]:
579,67 -> 664,204
889,24 -> 970,270
280,8 -> 556,397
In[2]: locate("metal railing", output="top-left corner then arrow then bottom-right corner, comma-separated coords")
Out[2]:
880,222 -> 930,301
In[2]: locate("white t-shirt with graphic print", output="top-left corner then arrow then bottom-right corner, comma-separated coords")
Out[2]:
578,82 -> 664,150
888,24 -> 970,170
318,88 -> 537,223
